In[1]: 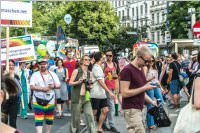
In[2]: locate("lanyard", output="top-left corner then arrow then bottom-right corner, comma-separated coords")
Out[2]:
40,71 -> 54,86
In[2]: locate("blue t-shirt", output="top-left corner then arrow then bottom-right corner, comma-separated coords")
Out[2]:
48,59 -> 55,70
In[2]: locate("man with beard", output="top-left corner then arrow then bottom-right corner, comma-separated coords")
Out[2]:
120,46 -> 157,133
30,58 -> 60,133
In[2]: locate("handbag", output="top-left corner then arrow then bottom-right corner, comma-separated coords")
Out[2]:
148,103 -> 171,127
34,94 -> 54,106
173,77 -> 200,133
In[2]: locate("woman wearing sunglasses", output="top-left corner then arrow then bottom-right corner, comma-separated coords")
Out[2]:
146,56 -> 164,129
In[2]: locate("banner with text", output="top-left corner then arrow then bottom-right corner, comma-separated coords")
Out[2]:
1,1 -> 32,27
1,35 -> 36,63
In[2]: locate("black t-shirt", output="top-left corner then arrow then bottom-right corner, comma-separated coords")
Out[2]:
169,61 -> 181,80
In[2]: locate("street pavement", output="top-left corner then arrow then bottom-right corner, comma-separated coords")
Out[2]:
17,91 -> 188,133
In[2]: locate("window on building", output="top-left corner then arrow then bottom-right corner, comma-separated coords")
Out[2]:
119,1 -> 121,7
132,8 -> 134,17
136,7 -> 138,18
157,13 -> 159,24
145,3 -> 147,15
122,10 -> 125,21
115,1 -> 117,8
119,11 -> 121,19
123,1 -> 124,5
132,21 -> 134,28
157,1 -> 159,5
152,13 -> 154,25
162,12 -> 165,22
152,32 -> 155,42
157,31 -> 160,43
141,20 -> 143,27
127,8 -> 130,18
140,5 -> 143,16
152,1 -> 154,6
127,23 -> 130,27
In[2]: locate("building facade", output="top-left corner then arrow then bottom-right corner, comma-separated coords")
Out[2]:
111,0 -> 169,53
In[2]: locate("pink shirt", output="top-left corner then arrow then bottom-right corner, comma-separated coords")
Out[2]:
105,63 -> 116,90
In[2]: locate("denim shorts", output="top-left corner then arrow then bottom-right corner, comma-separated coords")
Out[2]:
170,80 -> 181,95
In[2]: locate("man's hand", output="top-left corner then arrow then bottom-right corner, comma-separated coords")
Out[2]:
143,82 -> 157,91
109,91 -> 115,99
152,100 -> 158,107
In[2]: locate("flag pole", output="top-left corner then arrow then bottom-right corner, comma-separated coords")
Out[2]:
6,27 -> 10,72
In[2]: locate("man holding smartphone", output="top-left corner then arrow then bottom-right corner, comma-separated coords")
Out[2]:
120,46 -> 157,133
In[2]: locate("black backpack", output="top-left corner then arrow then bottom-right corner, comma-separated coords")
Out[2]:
148,104 -> 171,127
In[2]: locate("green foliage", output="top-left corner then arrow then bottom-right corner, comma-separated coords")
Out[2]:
167,1 -> 200,39
2,2 -> 119,47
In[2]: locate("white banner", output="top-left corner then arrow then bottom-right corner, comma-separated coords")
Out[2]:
1,35 -> 36,63
1,1 -> 32,27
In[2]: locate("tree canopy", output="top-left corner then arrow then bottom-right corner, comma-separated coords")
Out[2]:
2,2 -> 119,47
167,1 -> 200,39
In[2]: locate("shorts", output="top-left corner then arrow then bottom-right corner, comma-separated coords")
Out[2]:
170,80 -> 181,95
91,98 -> 108,110
33,102 -> 55,126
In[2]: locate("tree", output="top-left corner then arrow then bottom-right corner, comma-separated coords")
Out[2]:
167,1 -> 200,39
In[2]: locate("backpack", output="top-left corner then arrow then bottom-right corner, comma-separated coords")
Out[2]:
104,62 -> 120,75
173,62 -> 189,84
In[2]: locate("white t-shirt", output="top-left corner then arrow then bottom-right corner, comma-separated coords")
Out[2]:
30,71 -> 60,104
91,64 -> 107,99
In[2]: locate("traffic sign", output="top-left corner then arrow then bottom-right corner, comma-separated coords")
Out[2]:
64,14 -> 72,24
165,31 -> 171,43
192,21 -> 200,38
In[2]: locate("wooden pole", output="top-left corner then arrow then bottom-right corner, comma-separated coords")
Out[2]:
6,27 -> 9,72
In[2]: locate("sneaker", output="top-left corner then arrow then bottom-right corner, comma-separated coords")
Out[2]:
102,123 -> 110,131
110,126 -> 120,133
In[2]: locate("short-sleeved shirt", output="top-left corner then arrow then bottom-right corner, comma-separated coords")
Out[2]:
169,61 -> 181,80
63,59 -> 76,82
181,59 -> 190,70
90,64 -> 107,99
30,71 -> 60,104
120,64 -> 147,110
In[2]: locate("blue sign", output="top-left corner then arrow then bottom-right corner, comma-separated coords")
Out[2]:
64,14 -> 72,24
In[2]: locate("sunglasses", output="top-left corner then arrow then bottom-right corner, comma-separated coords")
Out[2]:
106,55 -> 113,57
84,59 -> 90,61
140,56 -> 151,64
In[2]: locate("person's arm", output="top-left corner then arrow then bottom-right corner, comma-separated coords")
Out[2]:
120,81 -> 156,98
69,69 -> 83,86
65,68 -> 69,81
167,69 -> 173,84
194,77 -> 200,109
145,93 -> 157,106
30,74 -> 49,92
97,79 -> 115,99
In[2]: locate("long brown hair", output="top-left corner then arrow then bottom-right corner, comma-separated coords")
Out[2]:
147,56 -> 157,72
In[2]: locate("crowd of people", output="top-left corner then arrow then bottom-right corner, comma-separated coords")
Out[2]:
1,46 -> 200,133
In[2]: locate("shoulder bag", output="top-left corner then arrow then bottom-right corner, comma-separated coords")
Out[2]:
173,75 -> 200,133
